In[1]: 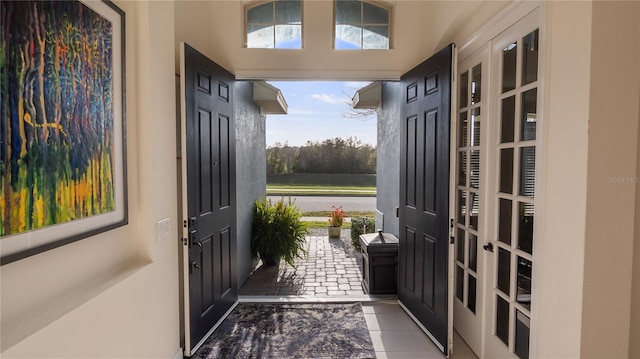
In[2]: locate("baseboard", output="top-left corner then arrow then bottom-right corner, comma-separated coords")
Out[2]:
172,348 -> 183,359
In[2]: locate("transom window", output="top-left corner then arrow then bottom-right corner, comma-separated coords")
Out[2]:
245,0 -> 302,49
335,0 -> 391,49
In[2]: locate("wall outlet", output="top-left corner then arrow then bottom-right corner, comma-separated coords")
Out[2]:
156,218 -> 171,242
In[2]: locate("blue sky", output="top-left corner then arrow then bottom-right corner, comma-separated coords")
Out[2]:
265,81 -> 377,147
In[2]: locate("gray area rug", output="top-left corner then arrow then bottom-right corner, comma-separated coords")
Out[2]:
191,302 -> 376,359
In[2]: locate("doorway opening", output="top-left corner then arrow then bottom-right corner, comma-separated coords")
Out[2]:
239,81 -> 379,298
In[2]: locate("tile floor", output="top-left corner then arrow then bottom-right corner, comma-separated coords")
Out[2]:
363,302 -> 478,359
239,231 -> 479,359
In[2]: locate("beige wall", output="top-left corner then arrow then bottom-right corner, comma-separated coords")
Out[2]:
533,2 -> 591,357
533,2 -> 640,357
631,5 -> 640,353
3,1 -> 640,358
173,0 -> 508,80
581,2 -> 640,357
174,1 -> 213,74
1,1 -> 181,358
632,99 -> 640,357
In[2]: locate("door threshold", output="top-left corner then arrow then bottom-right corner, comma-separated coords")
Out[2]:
188,300 -> 239,357
398,300 -> 445,354
238,294 -> 397,303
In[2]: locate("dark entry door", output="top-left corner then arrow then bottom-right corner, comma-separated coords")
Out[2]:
398,44 -> 453,354
181,43 -> 237,356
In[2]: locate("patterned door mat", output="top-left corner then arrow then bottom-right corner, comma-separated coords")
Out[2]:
191,302 -> 376,359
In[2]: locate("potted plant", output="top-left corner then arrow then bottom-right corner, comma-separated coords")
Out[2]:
251,197 -> 308,267
328,205 -> 345,238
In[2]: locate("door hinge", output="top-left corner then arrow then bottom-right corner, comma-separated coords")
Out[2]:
181,237 -> 188,246
449,219 -> 455,244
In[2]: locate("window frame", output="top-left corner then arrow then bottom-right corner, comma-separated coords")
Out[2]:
333,0 -> 393,50
244,0 -> 304,49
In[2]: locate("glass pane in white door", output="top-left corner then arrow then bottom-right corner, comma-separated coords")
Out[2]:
492,26 -> 539,359
456,60 -> 482,318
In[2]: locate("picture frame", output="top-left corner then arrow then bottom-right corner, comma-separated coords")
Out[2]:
0,0 -> 127,265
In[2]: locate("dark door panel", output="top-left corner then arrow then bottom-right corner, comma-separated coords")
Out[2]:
183,43 -> 237,355
398,44 -> 453,354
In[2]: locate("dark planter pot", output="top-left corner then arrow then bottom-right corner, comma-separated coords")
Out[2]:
263,255 -> 278,267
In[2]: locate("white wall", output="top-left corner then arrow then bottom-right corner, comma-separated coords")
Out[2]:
1,1 -> 181,358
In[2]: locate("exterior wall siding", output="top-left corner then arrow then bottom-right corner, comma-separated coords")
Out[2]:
234,81 -> 266,287
376,82 -> 402,237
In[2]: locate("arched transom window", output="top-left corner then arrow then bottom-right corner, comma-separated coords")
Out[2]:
245,0 -> 302,49
335,0 -> 391,49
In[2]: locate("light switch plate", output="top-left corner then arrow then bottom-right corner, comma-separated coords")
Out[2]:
156,218 -> 171,242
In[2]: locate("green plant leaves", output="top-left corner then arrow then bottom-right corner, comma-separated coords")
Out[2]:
349,216 -> 375,251
251,197 -> 309,268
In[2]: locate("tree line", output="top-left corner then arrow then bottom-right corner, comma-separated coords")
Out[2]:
267,137 -> 376,174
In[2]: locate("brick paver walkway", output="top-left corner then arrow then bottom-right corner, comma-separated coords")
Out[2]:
239,230 -> 365,296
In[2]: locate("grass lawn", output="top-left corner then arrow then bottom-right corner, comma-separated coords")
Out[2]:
301,211 -> 374,229
303,221 -> 352,230
302,210 -> 375,217
267,184 -> 376,196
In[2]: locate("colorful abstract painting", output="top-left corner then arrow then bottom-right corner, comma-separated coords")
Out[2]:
1,0 -> 121,239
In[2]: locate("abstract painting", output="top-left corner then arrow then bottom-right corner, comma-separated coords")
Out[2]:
0,0 -> 126,264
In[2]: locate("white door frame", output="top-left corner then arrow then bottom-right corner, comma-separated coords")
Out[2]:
453,2 -> 543,358
452,42 -> 490,357
484,9 -> 541,358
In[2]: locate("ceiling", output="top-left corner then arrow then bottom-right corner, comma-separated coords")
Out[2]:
174,0 -> 509,80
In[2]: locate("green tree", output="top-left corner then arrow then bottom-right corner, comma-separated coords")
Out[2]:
267,137 -> 376,174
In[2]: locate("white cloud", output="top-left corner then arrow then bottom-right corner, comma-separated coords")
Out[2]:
311,93 -> 345,105
265,81 -> 377,147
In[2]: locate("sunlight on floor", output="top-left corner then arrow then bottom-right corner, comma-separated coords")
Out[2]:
363,302 -> 478,359
240,235 -> 479,359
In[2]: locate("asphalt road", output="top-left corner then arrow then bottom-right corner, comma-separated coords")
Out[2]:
267,196 -> 376,213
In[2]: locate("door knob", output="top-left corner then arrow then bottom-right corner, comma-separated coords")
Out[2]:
190,242 -> 203,271
483,242 -> 494,252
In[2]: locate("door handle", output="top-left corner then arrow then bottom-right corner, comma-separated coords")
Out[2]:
189,229 -> 197,246
191,242 -> 203,270
483,242 -> 494,252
